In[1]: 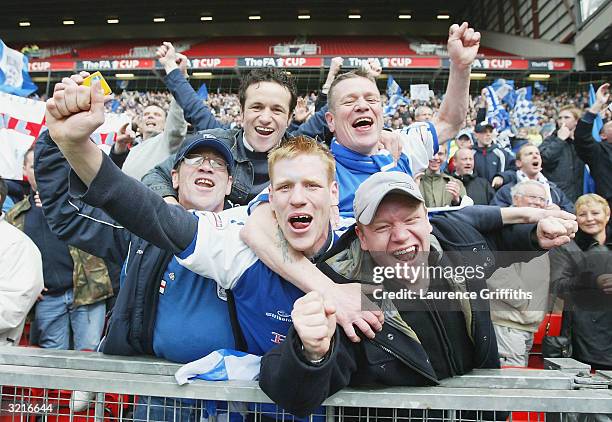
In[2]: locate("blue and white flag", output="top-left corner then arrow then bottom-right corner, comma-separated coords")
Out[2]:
533,81 -> 547,93
583,84 -> 603,194
383,75 -> 409,116
490,78 -> 515,108
197,83 -> 209,101
0,40 -> 37,97
175,349 -> 261,385
513,87 -> 539,128
484,85 -> 511,132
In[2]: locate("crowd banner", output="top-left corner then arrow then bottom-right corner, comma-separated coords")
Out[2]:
0,92 -> 128,179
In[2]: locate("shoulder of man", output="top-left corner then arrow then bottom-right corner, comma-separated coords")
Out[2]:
5,197 -> 31,227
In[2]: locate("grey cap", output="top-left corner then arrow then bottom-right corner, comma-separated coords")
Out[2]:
353,172 -> 424,225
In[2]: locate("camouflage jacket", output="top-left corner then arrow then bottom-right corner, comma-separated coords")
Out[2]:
6,197 -> 114,307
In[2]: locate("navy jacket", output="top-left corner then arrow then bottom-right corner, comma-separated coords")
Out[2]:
473,144 -> 516,183
260,207 -> 542,417
490,175 -> 575,213
34,131 -> 238,359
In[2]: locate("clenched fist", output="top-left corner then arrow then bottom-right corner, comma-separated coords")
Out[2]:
292,291 -> 336,362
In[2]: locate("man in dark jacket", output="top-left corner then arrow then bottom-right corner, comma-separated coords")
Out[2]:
452,147 -> 495,205
35,130 -> 241,421
539,105 -> 585,202
259,171 -> 578,417
491,144 -> 574,212
472,122 -> 516,186
573,83 -> 612,211
141,42 -> 328,206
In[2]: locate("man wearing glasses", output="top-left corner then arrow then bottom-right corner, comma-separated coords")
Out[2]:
35,130 -> 241,420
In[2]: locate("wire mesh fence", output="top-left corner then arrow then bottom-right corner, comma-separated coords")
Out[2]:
1,346 -> 611,422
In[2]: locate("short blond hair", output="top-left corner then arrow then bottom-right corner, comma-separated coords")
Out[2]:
575,193 -> 610,216
559,105 -> 581,121
268,136 -> 336,185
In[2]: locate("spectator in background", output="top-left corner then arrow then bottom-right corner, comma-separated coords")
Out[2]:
487,180 -> 552,367
414,105 -> 433,122
539,105 -> 585,203
108,53 -> 189,181
491,144 -> 574,212
0,176 -> 44,346
550,194 -> 612,370
472,122 -> 516,187
6,147 -> 113,354
418,143 -> 469,207
573,83 -> 612,212
446,128 -> 474,173
452,148 -> 495,205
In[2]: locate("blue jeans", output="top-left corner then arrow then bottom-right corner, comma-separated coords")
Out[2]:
133,397 -> 248,422
133,397 -> 202,422
35,289 -> 105,351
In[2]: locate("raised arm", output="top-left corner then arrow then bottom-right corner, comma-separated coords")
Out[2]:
34,130 -> 130,264
432,23 -> 480,143
158,42 -> 227,131
574,83 -> 609,164
45,74 -> 197,254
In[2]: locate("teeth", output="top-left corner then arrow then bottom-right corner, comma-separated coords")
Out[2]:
393,245 -> 416,256
290,215 -> 312,223
256,127 -> 274,133
195,179 -> 214,187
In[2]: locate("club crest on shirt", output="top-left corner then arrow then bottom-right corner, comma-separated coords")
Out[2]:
217,285 -> 227,301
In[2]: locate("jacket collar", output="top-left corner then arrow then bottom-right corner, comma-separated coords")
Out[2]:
574,226 -> 612,251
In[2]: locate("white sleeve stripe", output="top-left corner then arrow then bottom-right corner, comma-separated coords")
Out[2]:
68,200 -> 124,229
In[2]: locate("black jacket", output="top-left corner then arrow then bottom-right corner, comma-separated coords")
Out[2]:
550,227 -> 612,369
539,133 -> 585,203
260,206 -> 542,417
453,173 -> 495,205
34,131 -> 177,356
574,112 -> 612,209
473,144 -> 516,183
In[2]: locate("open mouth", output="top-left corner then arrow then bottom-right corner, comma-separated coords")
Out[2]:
392,245 -> 418,262
255,126 -> 274,136
352,117 -> 373,131
195,177 -> 215,188
288,213 -> 313,231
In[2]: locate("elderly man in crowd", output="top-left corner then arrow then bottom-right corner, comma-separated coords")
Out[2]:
487,179 -> 553,367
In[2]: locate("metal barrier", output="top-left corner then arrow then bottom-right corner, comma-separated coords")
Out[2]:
1,346 -> 611,421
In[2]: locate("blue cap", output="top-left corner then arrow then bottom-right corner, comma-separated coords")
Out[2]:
173,133 -> 235,175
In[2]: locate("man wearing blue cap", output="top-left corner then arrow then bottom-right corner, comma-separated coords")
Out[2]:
35,129 -> 240,420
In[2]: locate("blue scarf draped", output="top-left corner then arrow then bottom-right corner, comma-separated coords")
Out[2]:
331,140 -> 411,217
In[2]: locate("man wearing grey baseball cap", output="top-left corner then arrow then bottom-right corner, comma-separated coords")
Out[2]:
259,171 -> 579,417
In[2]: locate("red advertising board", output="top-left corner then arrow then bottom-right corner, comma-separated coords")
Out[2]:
190,58 -> 237,68
77,59 -> 155,71
28,60 -> 76,72
238,57 -> 323,67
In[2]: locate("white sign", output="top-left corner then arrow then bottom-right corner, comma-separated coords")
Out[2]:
410,84 -> 431,101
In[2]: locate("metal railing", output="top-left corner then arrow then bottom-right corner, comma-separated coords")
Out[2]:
1,346 -> 611,421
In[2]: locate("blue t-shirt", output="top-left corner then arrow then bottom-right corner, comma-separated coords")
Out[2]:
153,257 -> 235,363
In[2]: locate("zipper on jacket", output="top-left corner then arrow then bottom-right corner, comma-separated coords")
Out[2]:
367,337 -> 439,385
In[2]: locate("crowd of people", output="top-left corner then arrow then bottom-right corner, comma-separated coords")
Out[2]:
1,22 -> 611,420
